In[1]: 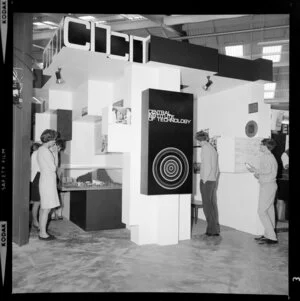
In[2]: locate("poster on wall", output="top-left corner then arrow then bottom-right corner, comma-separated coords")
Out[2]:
234,137 -> 262,173
109,105 -> 131,125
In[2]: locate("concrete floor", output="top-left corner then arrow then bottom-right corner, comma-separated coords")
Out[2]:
12,218 -> 288,294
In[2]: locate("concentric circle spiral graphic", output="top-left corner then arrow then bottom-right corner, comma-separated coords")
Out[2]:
152,147 -> 189,190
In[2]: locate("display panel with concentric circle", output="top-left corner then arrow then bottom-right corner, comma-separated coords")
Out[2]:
152,147 -> 189,190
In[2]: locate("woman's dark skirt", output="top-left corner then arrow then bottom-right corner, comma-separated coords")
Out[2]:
30,172 -> 40,202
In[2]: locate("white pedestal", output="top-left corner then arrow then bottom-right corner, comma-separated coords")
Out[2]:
178,194 -> 191,241
130,194 -> 187,246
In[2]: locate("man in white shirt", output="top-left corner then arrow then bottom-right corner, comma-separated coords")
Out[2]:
247,138 -> 278,244
195,131 -> 220,236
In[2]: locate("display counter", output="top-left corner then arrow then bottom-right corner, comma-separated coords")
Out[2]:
59,183 -> 122,191
58,166 -> 125,231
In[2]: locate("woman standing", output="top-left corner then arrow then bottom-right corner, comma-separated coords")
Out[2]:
50,138 -> 66,220
30,142 -> 42,229
37,129 -> 60,240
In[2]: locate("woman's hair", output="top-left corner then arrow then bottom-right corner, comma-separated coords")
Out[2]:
31,142 -> 41,153
195,130 -> 209,142
40,129 -> 58,143
261,138 -> 277,151
56,138 -> 66,151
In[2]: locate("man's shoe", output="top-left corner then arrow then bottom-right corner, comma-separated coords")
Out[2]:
254,235 -> 266,241
38,235 -> 56,241
258,238 -> 278,244
47,233 -> 56,239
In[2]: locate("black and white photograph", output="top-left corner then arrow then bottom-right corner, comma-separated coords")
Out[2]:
1,2 -> 299,298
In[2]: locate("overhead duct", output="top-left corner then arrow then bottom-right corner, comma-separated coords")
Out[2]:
171,25 -> 289,41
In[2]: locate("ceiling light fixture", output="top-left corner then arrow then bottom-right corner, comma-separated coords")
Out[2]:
33,22 -> 46,26
120,14 -> 147,21
202,76 -> 213,91
79,16 -> 96,21
43,21 -> 59,27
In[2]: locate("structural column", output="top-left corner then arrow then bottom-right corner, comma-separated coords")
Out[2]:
13,13 -> 33,245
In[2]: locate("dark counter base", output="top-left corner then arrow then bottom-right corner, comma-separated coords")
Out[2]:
70,189 -> 126,231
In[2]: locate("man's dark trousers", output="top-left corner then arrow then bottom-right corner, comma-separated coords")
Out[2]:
200,180 -> 220,235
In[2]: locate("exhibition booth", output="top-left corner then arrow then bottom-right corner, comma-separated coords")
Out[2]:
33,16 -> 274,246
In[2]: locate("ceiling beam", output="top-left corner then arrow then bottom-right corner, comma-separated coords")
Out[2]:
270,103 -> 289,110
139,14 -> 185,36
163,15 -> 249,26
265,98 -> 289,103
110,20 -> 161,32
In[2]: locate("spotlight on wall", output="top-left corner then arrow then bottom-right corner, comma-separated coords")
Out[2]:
55,67 -> 64,84
202,76 -> 213,91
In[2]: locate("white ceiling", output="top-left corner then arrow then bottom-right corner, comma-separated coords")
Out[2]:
31,14 -> 289,110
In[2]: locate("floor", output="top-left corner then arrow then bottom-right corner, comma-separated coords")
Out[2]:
12,217 -> 288,295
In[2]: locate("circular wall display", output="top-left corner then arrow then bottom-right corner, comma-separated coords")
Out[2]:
245,120 -> 258,138
152,147 -> 189,190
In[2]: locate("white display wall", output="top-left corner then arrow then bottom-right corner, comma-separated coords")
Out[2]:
106,63 -> 191,245
193,82 -> 271,235
34,112 -> 57,142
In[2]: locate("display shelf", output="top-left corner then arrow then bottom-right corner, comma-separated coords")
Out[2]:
59,183 -> 122,191
58,166 -> 122,191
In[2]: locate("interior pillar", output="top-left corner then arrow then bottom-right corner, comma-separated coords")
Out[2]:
13,13 -> 33,246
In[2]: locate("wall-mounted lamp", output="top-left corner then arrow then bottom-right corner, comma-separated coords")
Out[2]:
202,76 -> 213,91
55,67 -> 64,84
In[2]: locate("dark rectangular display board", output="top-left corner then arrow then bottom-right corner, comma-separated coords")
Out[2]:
57,109 -> 72,141
141,89 -> 193,195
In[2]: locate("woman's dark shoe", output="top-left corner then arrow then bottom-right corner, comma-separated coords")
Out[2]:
206,233 -> 220,236
258,239 -> 278,245
38,235 -> 56,241
47,233 -> 56,239
254,235 -> 266,241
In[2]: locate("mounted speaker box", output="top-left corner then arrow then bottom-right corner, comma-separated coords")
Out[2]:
141,89 -> 193,195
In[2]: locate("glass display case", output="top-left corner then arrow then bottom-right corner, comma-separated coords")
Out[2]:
58,166 -> 122,191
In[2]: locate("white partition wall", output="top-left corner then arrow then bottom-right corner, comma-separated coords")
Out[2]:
72,81 -> 88,121
194,82 -> 271,235
49,89 -> 73,111
69,121 -> 123,167
119,64 -> 191,245
88,80 -> 114,115
34,112 -> 57,142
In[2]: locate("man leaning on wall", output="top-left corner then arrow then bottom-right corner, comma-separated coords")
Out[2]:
195,130 -> 220,237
